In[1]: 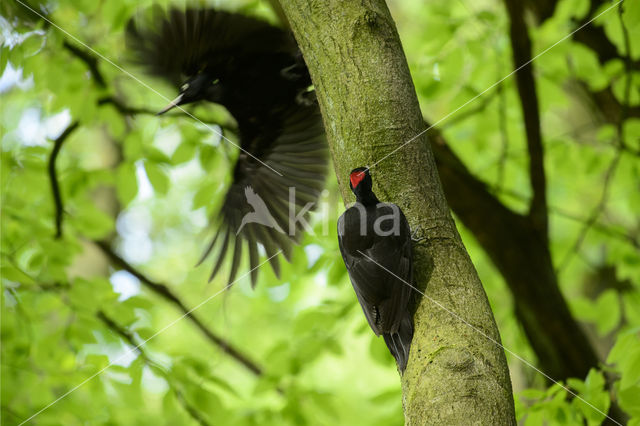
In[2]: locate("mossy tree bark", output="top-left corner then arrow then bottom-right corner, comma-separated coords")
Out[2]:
280,1 -> 516,424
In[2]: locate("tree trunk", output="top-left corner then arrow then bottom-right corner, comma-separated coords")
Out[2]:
280,1 -> 516,424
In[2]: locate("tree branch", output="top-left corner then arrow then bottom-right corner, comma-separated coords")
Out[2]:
63,36 -> 234,129
94,240 -> 263,377
96,311 -> 211,426
573,0 -> 640,69
429,127 -> 629,423
48,121 -> 79,239
526,0 -> 640,124
496,75 -> 510,190
439,88 -> 498,130
97,96 -> 181,118
97,96 -> 238,130
55,37 -> 257,376
504,0 -> 548,238
573,0 -> 640,124
525,0 -> 639,68
63,41 -> 106,88
429,124 -> 600,380
587,85 -> 640,123
495,186 -> 640,249
617,0 -> 633,123
558,2 -> 634,273
557,150 -> 622,272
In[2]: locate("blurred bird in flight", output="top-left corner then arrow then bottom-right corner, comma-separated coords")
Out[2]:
126,6 -> 327,286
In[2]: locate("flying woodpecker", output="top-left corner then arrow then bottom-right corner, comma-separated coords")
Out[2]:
126,6 -> 327,286
337,167 -> 414,371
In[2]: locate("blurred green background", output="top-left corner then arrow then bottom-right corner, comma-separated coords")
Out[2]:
1,0 -> 639,424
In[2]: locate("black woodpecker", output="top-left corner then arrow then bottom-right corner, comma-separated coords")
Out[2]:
337,168 -> 414,371
126,7 -> 327,286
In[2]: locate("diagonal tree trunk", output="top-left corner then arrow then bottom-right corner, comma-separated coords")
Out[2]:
280,1 -> 516,423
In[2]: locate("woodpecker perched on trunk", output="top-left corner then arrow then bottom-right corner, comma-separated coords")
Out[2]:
126,7 -> 327,286
337,167 -> 414,371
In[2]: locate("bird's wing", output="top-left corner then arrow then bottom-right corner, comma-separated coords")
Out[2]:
125,6 -> 292,85
338,207 -> 413,335
200,102 -> 327,287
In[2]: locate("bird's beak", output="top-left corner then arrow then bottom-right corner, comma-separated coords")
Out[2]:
156,94 -> 184,115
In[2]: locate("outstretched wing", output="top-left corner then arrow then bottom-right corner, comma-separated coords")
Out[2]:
125,6 -> 293,85
200,102 -> 327,286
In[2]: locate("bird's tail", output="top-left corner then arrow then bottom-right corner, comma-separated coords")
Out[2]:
383,314 -> 414,372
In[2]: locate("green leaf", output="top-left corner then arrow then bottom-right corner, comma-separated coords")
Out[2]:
170,141 -> 196,164
612,72 -> 640,106
593,290 -> 621,335
607,329 -> 640,389
192,182 -> 218,211
618,385 -> 640,417
519,388 -> 546,400
144,161 -> 169,196
71,200 -> 115,239
115,163 -> 138,205
68,277 -> 118,313
145,146 -> 171,164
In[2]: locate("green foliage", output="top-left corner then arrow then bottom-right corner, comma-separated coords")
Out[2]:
1,0 -> 639,424
607,329 -> 640,420
515,370 -> 610,425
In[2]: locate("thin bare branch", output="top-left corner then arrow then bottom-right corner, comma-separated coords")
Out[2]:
495,73 -> 510,190
48,121 -> 79,239
97,95 -> 181,118
440,89 -> 497,130
97,311 -> 211,426
504,0 -> 548,237
496,187 -> 640,249
573,0 -> 639,69
618,0 -> 633,123
97,95 -> 238,130
94,240 -> 263,376
63,41 -> 106,88
557,2 -> 634,273
429,123 -> 600,381
557,151 -> 622,272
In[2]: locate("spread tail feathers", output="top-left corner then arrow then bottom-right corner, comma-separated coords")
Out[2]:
382,315 -> 414,372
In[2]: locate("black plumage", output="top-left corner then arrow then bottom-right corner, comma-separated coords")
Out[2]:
126,6 -> 327,286
337,168 -> 414,371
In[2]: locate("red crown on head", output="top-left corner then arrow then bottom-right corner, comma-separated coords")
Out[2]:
350,170 -> 366,188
